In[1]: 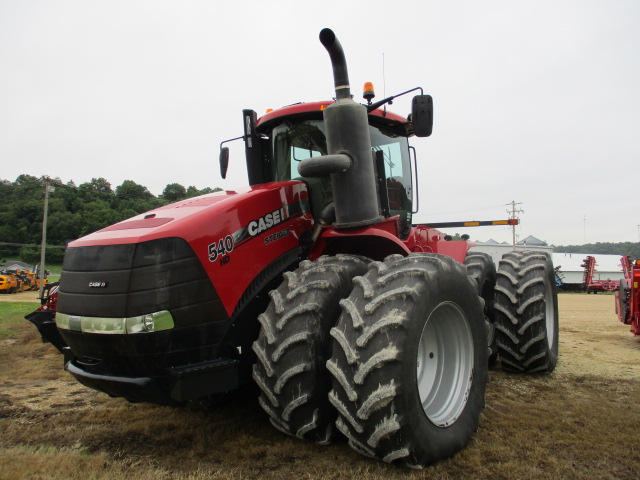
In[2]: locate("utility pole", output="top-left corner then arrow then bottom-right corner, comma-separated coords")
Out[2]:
38,179 -> 54,299
506,201 -> 523,250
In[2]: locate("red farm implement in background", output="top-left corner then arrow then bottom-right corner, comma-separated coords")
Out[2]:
581,255 -> 620,293
615,256 -> 640,336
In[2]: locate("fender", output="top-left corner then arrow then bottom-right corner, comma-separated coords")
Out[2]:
310,218 -> 471,264
310,217 -> 410,261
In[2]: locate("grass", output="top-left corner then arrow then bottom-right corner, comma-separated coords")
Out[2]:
0,294 -> 639,479
0,302 -> 39,339
45,263 -> 62,282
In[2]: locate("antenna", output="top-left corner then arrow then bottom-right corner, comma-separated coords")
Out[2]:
382,52 -> 386,98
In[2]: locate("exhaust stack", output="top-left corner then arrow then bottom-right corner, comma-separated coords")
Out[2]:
318,28 -> 351,100
298,29 -> 382,229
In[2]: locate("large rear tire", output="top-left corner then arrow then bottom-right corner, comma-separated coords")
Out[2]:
252,254 -> 370,444
494,251 -> 559,373
327,253 -> 488,467
464,252 -> 498,366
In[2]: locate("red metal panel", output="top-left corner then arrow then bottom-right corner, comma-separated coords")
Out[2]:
67,182 -> 315,317
256,101 -> 408,129
630,263 -> 640,335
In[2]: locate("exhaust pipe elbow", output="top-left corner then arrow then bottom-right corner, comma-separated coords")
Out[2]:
319,28 -> 351,99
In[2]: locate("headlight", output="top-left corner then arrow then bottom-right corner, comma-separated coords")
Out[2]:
126,311 -> 174,333
56,310 -> 174,334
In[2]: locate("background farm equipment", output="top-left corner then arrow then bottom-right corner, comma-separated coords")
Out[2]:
615,256 -> 640,335
0,272 -> 19,293
31,28 -> 559,467
25,282 -> 66,353
0,265 -> 48,294
581,255 -> 620,293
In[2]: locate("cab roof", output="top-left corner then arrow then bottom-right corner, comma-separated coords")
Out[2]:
256,101 -> 414,136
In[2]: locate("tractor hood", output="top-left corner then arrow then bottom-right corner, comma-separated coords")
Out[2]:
64,181 -> 315,315
71,187 -> 252,248
70,182 -> 312,248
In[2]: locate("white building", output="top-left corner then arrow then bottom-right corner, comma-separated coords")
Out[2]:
552,252 -> 624,285
470,237 -> 624,288
470,235 -> 552,267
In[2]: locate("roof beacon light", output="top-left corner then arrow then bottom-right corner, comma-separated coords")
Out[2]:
363,82 -> 375,104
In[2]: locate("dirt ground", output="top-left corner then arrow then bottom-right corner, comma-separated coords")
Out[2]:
0,293 -> 638,480
556,294 -> 640,379
0,291 -> 43,302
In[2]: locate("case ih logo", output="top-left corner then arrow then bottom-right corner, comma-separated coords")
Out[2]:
248,207 -> 288,237
88,281 -> 108,288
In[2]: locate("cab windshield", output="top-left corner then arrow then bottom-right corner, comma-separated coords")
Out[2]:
270,119 -> 413,227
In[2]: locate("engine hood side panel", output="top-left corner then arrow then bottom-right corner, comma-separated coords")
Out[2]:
62,182 -> 314,318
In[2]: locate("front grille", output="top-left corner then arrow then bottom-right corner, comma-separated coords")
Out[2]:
58,238 -> 228,327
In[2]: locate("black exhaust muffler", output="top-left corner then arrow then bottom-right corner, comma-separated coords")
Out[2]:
298,29 -> 382,229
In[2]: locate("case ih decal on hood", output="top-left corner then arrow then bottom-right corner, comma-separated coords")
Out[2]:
208,203 -> 302,263
225,198 -> 311,250
248,207 -> 288,237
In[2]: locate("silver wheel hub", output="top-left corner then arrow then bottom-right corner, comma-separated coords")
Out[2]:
416,301 -> 474,428
544,282 -> 555,348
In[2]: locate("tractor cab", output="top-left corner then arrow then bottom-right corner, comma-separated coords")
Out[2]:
228,100 -> 418,237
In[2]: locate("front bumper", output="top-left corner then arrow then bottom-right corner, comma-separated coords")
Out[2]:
65,354 -> 240,405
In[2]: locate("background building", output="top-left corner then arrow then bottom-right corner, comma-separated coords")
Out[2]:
470,236 -> 624,289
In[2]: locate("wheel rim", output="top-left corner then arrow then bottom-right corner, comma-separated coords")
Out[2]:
544,282 -> 555,349
416,301 -> 474,428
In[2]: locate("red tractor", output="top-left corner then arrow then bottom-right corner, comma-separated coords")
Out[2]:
33,29 -> 559,467
616,256 -> 640,335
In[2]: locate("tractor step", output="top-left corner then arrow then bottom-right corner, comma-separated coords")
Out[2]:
168,357 -> 240,401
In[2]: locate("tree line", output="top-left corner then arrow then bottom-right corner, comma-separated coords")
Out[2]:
1,174 -> 638,265
553,242 -> 640,261
0,175 -> 221,263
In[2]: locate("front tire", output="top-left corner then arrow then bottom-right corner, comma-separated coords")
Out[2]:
252,254 -> 370,443
494,251 -> 559,373
327,254 -> 488,467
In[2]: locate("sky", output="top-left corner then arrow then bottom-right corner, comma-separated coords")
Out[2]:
1,0 -> 639,246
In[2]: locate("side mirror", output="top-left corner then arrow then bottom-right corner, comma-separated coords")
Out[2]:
412,95 -> 433,137
219,147 -> 230,179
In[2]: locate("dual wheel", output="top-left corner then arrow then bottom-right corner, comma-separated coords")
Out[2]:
253,251 -> 559,467
494,251 -> 559,373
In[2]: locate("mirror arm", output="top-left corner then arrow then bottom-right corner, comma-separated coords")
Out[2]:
366,86 -> 423,112
218,136 -> 243,180
219,136 -> 243,150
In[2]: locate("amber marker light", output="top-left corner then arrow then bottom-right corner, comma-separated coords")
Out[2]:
363,82 -> 375,103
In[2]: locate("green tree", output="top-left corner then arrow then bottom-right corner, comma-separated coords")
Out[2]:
78,178 -> 113,204
186,185 -> 222,198
554,242 -> 640,260
1,174 -> 224,249
115,180 -> 153,200
162,183 -> 187,201
19,245 -> 65,264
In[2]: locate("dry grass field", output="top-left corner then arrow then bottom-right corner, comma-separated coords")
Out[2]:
1,293 -> 639,480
